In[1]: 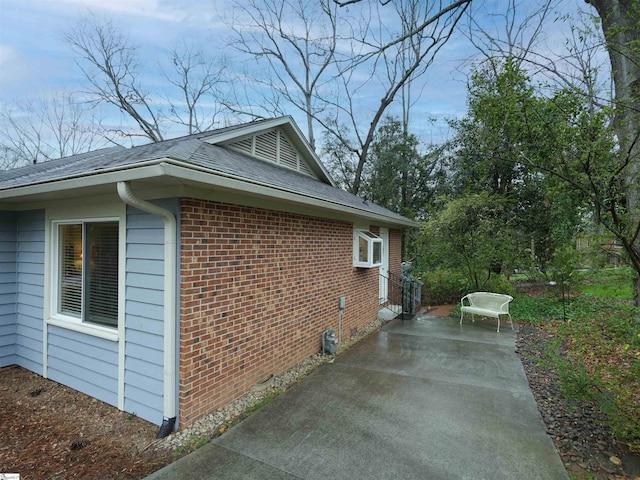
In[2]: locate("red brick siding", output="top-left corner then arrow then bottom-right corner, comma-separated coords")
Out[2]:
389,228 -> 402,278
178,199 -> 399,426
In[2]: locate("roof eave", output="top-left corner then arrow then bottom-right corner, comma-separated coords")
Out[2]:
0,159 -> 417,228
0,162 -> 169,201
160,161 -> 418,227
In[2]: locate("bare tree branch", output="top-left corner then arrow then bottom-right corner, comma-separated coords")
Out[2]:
229,0 -> 339,148
64,13 -> 165,142
0,93 -> 109,168
461,1 -> 614,112
333,0 -> 470,57
229,0 -> 470,194
462,0 -> 557,74
326,0 -> 471,193
162,43 -> 229,134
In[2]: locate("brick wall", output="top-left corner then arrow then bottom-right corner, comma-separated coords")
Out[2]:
179,198 -> 402,426
389,228 -> 402,277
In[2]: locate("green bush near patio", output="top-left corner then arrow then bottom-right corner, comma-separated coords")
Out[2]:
421,269 -> 515,306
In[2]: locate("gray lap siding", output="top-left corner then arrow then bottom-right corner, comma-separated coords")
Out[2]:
0,211 -> 17,366
15,210 -> 45,374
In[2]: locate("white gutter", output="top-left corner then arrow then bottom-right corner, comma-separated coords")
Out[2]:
1,159 -> 417,227
116,181 -> 177,436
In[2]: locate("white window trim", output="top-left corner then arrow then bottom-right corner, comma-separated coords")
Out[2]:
353,229 -> 383,268
47,315 -> 119,342
44,204 -> 126,342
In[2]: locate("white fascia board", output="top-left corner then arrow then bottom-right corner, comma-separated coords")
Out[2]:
0,158 -> 417,227
0,162 -> 169,201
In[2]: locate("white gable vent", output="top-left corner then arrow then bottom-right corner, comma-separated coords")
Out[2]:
255,130 -> 278,163
233,137 -> 253,156
279,135 -> 298,169
226,128 -> 315,177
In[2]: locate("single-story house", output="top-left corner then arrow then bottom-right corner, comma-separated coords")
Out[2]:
0,116 -> 416,435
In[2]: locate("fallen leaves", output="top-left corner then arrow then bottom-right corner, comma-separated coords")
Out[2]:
0,366 -> 172,479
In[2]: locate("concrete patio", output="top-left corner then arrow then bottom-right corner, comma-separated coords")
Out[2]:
146,312 -> 568,479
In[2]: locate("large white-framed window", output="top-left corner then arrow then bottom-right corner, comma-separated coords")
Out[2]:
51,217 -> 120,330
353,229 -> 383,268
45,206 -> 125,340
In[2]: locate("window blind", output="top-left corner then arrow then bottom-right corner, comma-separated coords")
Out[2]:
85,222 -> 119,326
57,221 -> 119,327
59,224 -> 82,318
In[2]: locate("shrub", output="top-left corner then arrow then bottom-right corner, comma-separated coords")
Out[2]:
510,295 -> 566,324
483,275 -> 516,296
420,269 -> 468,305
421,270 -> 517,305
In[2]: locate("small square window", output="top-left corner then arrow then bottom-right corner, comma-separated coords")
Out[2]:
353,229 -> 383,268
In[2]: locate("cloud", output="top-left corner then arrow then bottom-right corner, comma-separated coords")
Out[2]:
56,0 -> 225,29
0,44 -> 15,72
58,0 -> 170,20
0,44 -> 32,94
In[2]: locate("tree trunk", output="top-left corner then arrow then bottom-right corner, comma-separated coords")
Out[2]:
587,0 -> 640,305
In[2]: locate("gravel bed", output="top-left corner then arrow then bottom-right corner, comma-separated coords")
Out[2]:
516,324 -> 640,479
158,318 -> 389,454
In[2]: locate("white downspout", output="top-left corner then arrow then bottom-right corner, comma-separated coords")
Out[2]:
117,181 -> 177,437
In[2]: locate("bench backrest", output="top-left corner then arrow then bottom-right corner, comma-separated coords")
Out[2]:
467,292 -> 513,313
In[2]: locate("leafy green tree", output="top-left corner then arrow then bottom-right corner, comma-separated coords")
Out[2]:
449,56 -> 640,307
446,60 -> 587,270
523,85 -> 640,299
416,192 -> 520,290
320,122 -> 360,192
362,116 -> 443,220
448,59 -> 534,197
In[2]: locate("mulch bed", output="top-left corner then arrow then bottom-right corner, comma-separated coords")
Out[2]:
0,365 -> 171,479
516,324 -> 640,480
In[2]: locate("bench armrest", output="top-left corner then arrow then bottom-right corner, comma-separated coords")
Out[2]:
460,294 -> 471,307
499,297 -> 513,313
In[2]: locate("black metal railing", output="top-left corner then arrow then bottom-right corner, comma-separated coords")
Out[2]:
380,268 -> 423,320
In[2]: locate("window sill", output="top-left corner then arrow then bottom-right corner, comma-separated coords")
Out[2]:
47,316 -> 119,342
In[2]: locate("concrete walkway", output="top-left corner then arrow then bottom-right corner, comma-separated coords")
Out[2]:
145,313 -> 568,480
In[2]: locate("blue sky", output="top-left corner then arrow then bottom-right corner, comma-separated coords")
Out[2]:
0,1 -> 228,100
0,0 -> 602,150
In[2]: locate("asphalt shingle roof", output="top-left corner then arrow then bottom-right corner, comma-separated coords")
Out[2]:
0,123 -> 413,225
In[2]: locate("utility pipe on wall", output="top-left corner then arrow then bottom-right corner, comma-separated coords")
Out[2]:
117,181 -> 177,438
338,309 -> 342,344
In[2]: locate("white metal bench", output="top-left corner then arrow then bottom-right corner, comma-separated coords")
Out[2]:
460,292 -> 514,332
